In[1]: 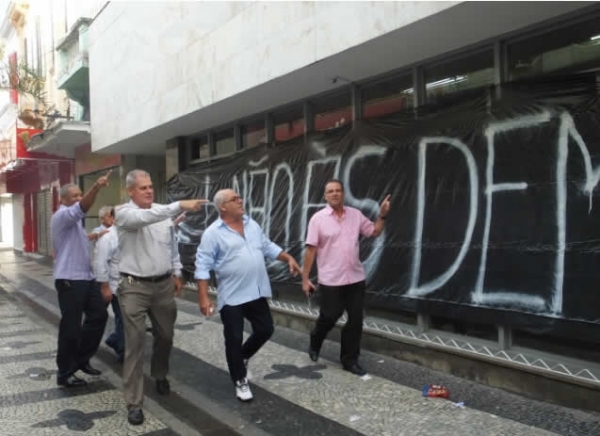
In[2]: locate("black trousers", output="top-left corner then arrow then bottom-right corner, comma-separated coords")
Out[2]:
55,279 -> 108,378
220,297 -> 274,384
310,281 -> 365,366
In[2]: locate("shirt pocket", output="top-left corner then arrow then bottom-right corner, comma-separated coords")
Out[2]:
154,225 -> 172,245
321,226 -> 340,242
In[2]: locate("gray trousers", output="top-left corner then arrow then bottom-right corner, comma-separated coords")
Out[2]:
118,276 -> 177,408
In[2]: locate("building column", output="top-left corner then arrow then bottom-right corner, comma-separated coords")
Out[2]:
23,193 -> 35,253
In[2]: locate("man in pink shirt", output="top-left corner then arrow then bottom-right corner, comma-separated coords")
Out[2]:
302,179 -> 390,376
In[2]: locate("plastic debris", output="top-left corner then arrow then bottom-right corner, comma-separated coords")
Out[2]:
422,384 -> 450,398
378,360 -> 385,363
454,401 -> 465,408
349,415 -> 361,423
361,374 -> 372,381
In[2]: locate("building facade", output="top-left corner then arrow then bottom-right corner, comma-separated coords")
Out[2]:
88,2 -> 600,367
0,1 -> 156,250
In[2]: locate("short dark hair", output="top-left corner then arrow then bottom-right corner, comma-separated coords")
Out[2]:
324,179 -> 344,193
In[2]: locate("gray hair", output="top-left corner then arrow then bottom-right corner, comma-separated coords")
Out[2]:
98,205 -> 113,219
125,169 -> 151,189
213,189 -> 230,210
59,183 -> 79,198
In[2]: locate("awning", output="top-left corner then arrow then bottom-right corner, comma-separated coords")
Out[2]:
0,127 -> 74,194
27,121 -> 91,159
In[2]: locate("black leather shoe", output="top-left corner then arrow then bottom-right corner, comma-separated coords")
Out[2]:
57,374 -> 87,388
308,348 -> 319,362
156,378 -> 170,396
79,363 -> 102,376
343,362 -> 367,376
127,407 -> 144,425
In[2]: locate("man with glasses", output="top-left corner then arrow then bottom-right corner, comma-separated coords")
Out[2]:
195,189 -> 301,402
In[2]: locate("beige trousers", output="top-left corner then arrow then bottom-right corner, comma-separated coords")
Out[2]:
118,276 -> 177,407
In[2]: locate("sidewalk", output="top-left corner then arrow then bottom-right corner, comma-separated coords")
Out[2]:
0,279 -> 188,435
0,248 -> 599,435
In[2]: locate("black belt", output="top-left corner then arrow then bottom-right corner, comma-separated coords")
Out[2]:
121,272 -> 172,283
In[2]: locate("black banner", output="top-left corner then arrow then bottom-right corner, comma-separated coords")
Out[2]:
168,74 -> 600,341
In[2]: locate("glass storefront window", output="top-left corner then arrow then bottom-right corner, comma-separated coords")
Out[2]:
362,74 -> 413,119
274,106 -> 304,142
215,128 -> 235,155
424,50 -> 494,105
312,91 -> 352,131
508,16 -> 600,81
241,119 -> 266,148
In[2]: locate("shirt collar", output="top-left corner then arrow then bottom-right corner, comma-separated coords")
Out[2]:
216,214 -> 249,227
325,205 -> 346,215
59,202 -> 79,210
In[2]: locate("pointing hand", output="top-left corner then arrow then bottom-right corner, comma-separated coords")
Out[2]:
379,194 -> 391,218
180,199 -> 208,212
96,169 -> 112,188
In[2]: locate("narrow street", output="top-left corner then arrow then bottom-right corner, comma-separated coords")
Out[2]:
0,248 -> 598,436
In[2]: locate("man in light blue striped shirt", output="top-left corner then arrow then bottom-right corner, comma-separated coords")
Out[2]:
195,189 -> 301,402
51,169 -> 112,388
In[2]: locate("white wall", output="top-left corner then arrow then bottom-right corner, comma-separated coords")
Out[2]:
88,1 -> 458,152
11,193 -> 22,250
0,196 -> 13,245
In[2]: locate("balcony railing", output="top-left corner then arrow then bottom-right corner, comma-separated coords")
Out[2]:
55,18 -> 92,108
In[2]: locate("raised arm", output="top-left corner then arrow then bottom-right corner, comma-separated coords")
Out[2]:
80,169 -> 112,213
371,194 -> 391,238
115,199 -> 207,230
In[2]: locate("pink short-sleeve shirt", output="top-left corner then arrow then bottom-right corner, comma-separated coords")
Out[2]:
305,205 -> 374,286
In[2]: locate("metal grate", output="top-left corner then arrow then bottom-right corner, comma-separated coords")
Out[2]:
202,285 -> 600,385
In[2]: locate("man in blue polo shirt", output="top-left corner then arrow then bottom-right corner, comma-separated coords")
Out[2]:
51,169 -> 112,387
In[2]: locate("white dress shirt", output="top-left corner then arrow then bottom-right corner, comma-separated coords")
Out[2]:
114,201 -> 183,277
94,226 -> 119,294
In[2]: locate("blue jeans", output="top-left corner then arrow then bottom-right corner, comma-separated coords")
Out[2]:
106,294 -> 125,357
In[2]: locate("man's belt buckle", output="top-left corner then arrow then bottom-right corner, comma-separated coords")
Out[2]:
123,272 -> 171,284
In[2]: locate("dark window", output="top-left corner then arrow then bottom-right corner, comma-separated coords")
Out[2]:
189,135 -> 209,161
241,119 -> 266,149
274,106 -> 304,142
508,16 -> 600,81
362,74 -> 413,119
312,91 -> 352,131
424,50 -> 494,104
215,128 -> 235,155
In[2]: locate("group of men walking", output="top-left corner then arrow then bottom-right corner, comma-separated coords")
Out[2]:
51,168 -> 390,425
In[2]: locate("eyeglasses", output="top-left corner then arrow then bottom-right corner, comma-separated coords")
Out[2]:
224,196 -> 243,204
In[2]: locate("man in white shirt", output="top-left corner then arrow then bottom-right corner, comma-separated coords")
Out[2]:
93,206 -> 123,363
114,169 -> 207,426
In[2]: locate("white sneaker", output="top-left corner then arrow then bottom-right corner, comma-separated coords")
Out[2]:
235,378 -> 253,402
244,359 -> 252,380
